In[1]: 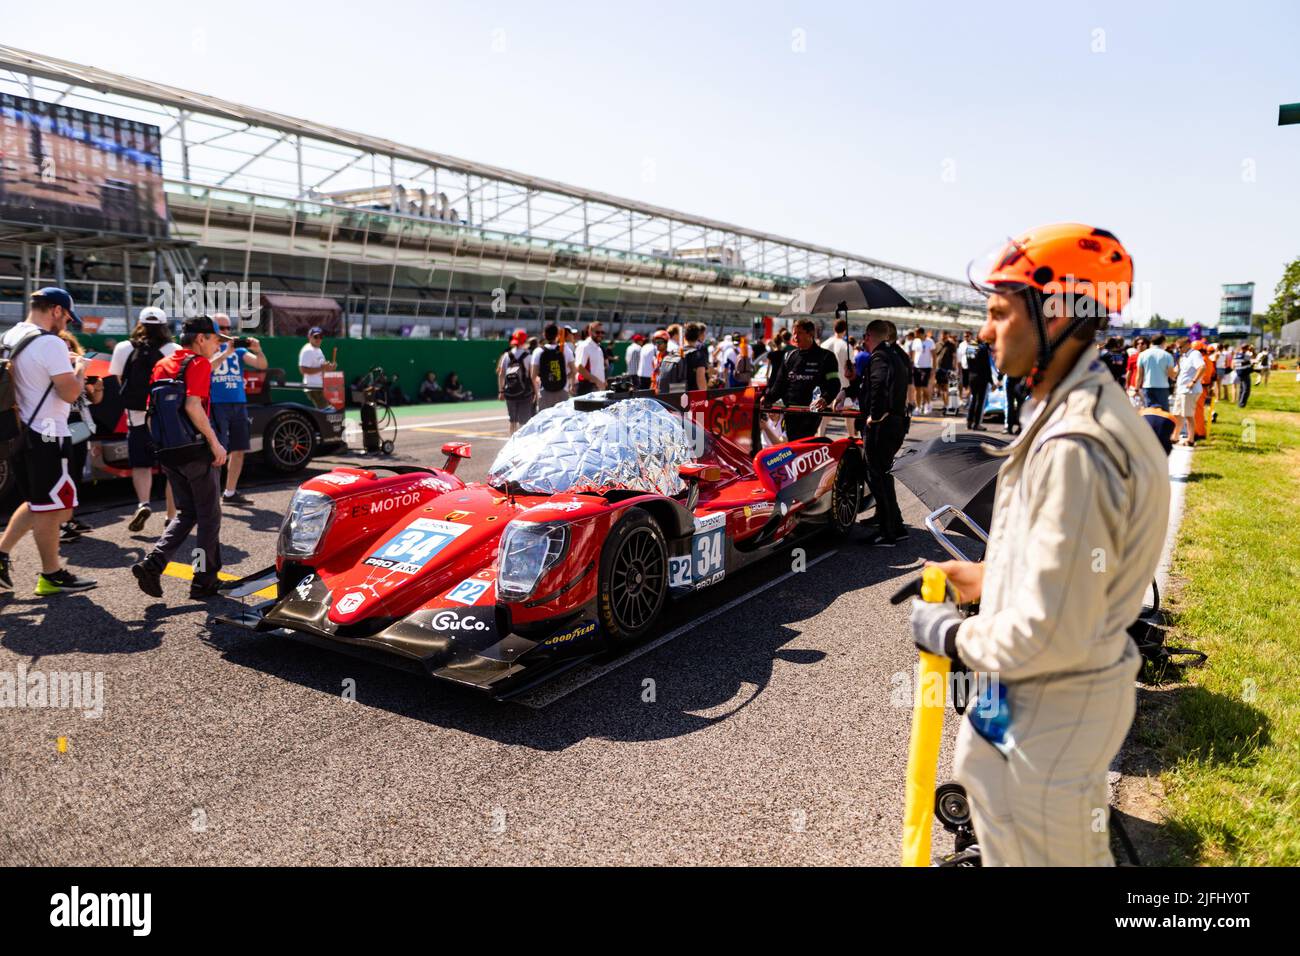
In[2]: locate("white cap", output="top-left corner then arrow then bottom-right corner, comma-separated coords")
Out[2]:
138,306 -> 168,325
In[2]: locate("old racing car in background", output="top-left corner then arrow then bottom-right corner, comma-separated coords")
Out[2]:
0,361 -> 345,503
220,387 -> 866,695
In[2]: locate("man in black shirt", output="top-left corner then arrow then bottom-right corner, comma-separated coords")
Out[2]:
682,322 -> 709,391
860,319 -> 911,545
967,338 -> 994,431
762,318 -> 840,440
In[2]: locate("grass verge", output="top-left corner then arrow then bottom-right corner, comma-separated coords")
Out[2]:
1140,370 -> 1300,865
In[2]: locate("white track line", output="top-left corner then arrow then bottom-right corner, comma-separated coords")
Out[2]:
1156,444 -> 1194,597
517,549 -> 839,708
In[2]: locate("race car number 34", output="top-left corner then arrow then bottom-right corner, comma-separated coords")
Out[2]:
364,518 -> 468,574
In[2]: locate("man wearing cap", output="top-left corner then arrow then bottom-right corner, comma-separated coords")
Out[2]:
131,317 -> 229,600
497,329 -> 534,434
0,289 -> 97,594
110,305 -> 178,531
209,313 -> 267,505
298,327 -> 335,408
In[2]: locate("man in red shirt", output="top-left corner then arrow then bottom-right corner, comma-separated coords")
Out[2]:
132,316 -> 229,600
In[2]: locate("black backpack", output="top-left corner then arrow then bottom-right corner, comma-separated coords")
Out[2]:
120,342 -> 164,411
0,329 -> 56,463
655,351 -> 689,394
502,350 -> 532,400
146,355 -> 209,466
538,345 -> 567,392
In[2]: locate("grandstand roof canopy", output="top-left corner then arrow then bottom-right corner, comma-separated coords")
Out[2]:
0,43 -> 983,312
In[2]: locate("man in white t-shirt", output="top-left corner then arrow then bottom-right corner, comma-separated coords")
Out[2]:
625,335 -> 644,388
298,327 -> 335,405
574,321 -> 607,396
109,306 -> 179,530
0,288 -> 97,594
909,326 -> 936,414
1171,337 -> 1204,446
638,329 -> 662,385
819,317 -> 851,435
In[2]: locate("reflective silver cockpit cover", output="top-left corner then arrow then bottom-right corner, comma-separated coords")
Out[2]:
488,397 -> 704,496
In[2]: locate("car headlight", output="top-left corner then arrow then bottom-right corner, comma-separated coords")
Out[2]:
497,521 -> 569,601
278,489 -> 335,558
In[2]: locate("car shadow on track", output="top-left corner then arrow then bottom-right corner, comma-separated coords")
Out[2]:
57,530 -> 251,570
199,522 -> 946,752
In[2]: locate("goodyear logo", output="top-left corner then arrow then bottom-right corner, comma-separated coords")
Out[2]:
544,620 -> 598,646
761,447 -> 794,470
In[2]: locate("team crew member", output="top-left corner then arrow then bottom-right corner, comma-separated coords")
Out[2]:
0,288 -> 97,594
498,329 -> 535,433
966,336 -> 993,431
911,224 -> 1168,865
111,307 -> 178,531
532,323 -> 574,412
761,317 -> 840,440
209,313 -> 267,504
298,327 -> 335,407
859,319 -> 910,546
131,317 -> 230,600
574,321 -> 607,395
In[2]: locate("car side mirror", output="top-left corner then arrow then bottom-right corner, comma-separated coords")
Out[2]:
678,462 -> 721,511
441,441 -> 472,474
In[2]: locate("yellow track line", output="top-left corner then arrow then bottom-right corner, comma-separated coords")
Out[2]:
162,562 -> 278,599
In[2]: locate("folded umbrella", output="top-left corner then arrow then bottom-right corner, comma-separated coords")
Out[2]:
781,271 -> 911,316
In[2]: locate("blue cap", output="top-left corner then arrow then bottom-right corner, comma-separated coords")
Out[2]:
32,287 -> 80,324
308,326 -> 325,337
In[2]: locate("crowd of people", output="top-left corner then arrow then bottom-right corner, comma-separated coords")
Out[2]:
0,288 -> 267,598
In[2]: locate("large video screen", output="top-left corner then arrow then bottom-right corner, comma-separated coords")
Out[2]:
0,94 -> 168,238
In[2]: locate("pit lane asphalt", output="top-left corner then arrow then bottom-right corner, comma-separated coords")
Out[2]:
0,405 -> 992,865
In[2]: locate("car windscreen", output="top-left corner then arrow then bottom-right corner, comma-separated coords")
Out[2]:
487,397 -> 710,496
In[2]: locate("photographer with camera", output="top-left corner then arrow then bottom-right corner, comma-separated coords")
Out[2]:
210,313 -> 267,505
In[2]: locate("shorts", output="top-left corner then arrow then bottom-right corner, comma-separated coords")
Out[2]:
16,430 -> 78,512
506,395 -> 535,426
1171,392 -> 1193,417
127,423 -> 157,469
935,368 -> 951,386
911,367 -> 932,388
211,402 -> 252,452
960,368 -> 971,389
536,388 -> 569,412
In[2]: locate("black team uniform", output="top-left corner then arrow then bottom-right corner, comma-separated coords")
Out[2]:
762,342 -> 840,441
863,341 -> 911,541
967,340 -> 993,431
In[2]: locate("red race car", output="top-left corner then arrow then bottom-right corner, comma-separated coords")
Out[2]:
221,387 -> 865,695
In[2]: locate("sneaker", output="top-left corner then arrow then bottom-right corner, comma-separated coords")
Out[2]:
0,553 -> 12,591
127,503 -> 152,533
860,530 -> 897,547
188,579 -> 223,600
59,523 -> 82,543
68,517 -> 92,533
222,491 -> 252,506
131,561 -> 164,598
35,569 -> 98,595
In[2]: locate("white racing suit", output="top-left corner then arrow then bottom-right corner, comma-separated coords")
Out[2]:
953,350 -> 1170,865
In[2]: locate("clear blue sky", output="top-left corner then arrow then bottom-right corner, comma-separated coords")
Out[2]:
5,0 -> 1297,323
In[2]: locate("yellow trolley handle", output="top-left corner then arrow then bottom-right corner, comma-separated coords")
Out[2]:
900,565 -> 951,867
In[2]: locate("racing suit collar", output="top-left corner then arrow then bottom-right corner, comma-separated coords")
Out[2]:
1002,347 -> 1110,456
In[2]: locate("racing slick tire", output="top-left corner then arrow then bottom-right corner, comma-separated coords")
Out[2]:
827,452 -> 863,538
597,506 -> 669,644
263,412 -> 318,474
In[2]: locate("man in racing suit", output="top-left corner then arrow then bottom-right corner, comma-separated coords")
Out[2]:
761,317 -> 840,440
910,223 -> 1169,865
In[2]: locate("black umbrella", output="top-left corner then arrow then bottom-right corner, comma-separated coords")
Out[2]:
890,432 -> 1009,534
780,271 -> 912,316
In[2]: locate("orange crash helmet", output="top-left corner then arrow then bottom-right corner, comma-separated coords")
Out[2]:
969,222 -> 1134,379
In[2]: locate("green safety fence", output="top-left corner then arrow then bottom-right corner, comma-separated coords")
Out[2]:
76,333 -> 631,402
